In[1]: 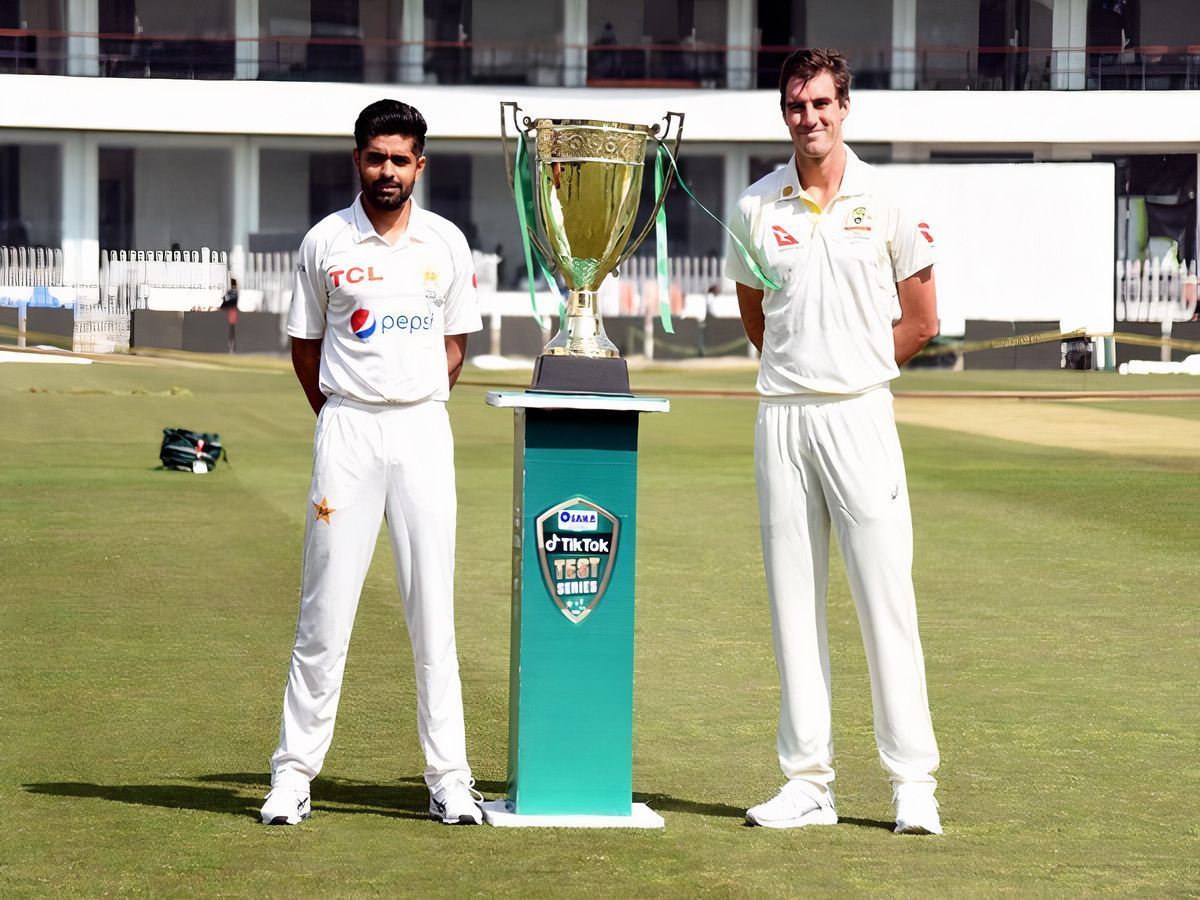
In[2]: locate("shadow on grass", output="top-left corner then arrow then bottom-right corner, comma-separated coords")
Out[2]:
24,776 -> 895,830
635,793 -> 893,830
23,773 -> 456,822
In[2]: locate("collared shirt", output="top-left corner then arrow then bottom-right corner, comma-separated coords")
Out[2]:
725,147 -> 935,397
287,195 -> 483,404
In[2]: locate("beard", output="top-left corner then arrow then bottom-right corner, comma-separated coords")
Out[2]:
361,175 -> 412,212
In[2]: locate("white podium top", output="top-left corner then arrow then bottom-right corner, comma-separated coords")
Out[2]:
485,390 -> 670,413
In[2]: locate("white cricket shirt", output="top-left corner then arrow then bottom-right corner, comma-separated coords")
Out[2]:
726,147 -> 935,396
287,196 -> 483,404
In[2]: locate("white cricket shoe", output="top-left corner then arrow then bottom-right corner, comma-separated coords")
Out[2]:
260,786 -> 311,825
746,781 -> 837,828
893,783 -> 943,835
429,777 -> 483,825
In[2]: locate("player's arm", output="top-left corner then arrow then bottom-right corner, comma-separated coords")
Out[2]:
893,265 -> 938,366
291,337 -> 326,415
445,334 -> 467,389
736,282 -> 766,353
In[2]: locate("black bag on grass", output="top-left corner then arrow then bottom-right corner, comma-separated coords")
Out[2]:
159,428 -> 226,472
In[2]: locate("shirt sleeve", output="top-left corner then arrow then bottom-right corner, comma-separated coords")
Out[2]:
286,230 -> 328,339
887,201 -> 937,283
723,197 -> 767,289
442,229 -> 484,336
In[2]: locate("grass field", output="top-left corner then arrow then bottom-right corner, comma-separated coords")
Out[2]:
1,355 -> 1197,896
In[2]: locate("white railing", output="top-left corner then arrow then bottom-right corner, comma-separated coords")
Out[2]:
0,246 -> 65,287
101,248 -> 229,311
1116,258 -> 1198,323
242,251 -> 296,313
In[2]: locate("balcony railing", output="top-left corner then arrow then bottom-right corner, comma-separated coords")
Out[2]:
3,28 -> 1200,90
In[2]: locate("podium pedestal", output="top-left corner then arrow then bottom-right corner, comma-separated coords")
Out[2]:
483,390 -> 669,828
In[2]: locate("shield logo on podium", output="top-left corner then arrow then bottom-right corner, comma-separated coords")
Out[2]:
535,497 -> 620,623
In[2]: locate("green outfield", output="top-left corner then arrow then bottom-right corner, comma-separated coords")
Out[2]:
1,356 -> 1197,896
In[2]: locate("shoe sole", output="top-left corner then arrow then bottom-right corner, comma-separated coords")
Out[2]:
745,811 -> 838,828
895,823 -> 942,835
430,813 -> 482,825
262,812 -> 309,826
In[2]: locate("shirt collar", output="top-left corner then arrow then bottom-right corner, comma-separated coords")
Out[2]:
776,145 -> 870,204
351,193 -> 433,246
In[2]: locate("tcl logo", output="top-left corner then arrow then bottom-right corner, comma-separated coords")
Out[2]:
329,266 -> 384,287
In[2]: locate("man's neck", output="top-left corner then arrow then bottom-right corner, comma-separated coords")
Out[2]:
362,196 -> 414,246
794,144 -> 848,211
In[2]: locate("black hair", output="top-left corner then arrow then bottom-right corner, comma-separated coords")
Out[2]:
354,99 -> 428,155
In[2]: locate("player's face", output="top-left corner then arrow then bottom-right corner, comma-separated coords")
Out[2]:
782,71 -> 849,162
354,135 -> 426,212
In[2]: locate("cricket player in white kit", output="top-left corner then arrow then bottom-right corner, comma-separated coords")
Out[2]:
261,100 -> 485,826
727,49 -> 943,835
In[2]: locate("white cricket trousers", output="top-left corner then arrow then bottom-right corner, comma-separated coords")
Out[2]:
271,395 -> 470,790
754,388 -> 938,797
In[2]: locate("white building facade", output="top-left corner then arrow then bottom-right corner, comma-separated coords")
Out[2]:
2,0 -> 1200,293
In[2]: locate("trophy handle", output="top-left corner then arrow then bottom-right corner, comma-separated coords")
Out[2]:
499,100 -> 559,274
614,110 -> 686,273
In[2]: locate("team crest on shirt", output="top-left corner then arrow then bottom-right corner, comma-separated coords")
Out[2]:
844,206 -> 873,231
423,269 -> 445,311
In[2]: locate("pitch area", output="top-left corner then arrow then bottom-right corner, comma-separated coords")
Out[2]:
1,357 -> 1196,896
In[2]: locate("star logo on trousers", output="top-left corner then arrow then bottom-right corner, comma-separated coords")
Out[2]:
313,496 -> 335,524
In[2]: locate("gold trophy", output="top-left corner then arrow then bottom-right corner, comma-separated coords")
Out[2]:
501,102 -> 683,392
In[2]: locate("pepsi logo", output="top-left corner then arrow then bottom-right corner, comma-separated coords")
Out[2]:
350,308 -> 376,340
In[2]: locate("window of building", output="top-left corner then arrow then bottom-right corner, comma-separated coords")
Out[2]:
99,0 -> 235,78
0,143 -> 62,247
756,0 -> 892,89
1087,0 -> 1200,89
98,146 -> 232,251
588,0 -> 726,86
255,148 -> 357,251
0,0 -> 65,75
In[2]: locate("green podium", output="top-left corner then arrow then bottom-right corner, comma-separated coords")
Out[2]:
481,390 -> 669,828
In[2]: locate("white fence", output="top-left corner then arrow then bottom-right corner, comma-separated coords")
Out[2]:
1116,258 -> 1198,323
0,246 -> 65,286
101,248 -> 229,311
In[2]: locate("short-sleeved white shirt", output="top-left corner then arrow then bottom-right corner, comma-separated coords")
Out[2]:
725,147 -> 935,397
287,196 -> 483,404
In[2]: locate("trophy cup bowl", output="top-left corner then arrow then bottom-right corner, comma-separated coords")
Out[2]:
502,104 -> 684,392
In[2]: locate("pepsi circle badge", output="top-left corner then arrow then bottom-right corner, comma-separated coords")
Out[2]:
350,308 -> 376,340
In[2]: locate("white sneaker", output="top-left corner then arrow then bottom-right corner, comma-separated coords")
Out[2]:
746,782 -> 837,828
260,786 -> 311,825
429,777 -> 483,825
893,783 -> 942,835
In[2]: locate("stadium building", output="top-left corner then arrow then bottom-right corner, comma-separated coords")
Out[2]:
2,0 -> 1199,356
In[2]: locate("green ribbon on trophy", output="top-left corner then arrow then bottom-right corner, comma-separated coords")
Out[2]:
512,134 -> 563,330
653,141 -> 782,292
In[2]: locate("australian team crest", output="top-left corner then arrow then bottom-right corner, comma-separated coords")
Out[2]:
535,497 -> 620,624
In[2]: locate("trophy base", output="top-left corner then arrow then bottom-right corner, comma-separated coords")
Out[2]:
530,355 -> 631,395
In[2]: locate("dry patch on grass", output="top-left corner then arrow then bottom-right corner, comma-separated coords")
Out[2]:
894,397 -> 1200,457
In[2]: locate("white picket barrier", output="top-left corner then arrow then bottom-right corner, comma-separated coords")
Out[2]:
0,246 -> 65,288
243,251 -> 296,313
1116,257 -> 1198,323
